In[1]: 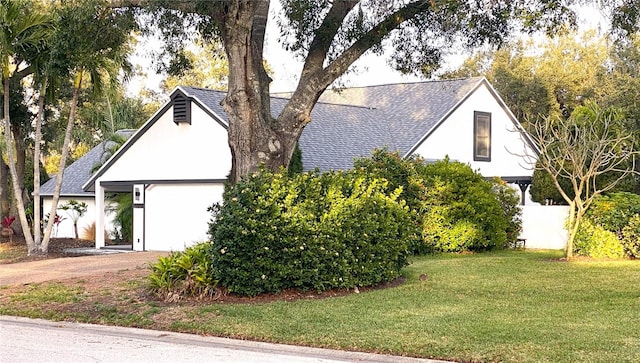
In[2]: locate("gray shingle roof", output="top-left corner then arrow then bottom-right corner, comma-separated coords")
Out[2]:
40,130 -> 136,196
178,86 -> 228,125
48,78 -> 486,193
298,78 -> 483,170
182,77 -> 484,171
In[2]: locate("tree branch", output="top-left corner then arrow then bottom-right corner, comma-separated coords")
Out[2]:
300,0 -> 358,80
279,1 -> 432,131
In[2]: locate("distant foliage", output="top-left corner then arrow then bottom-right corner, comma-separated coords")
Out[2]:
208,168 -> 415,297
355,150 -> 515,253
530,166 -> 570,205
108,193 -> 133,243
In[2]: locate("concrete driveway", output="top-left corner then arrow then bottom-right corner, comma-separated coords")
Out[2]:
0,251 -> 167,286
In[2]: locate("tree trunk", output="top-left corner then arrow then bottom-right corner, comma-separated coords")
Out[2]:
214,0 -> 430,182
566,202 -> 577,259
40,74 -> 83,253
10,125 -> 28,237
219,1 -> 294,183
3,78 -> 35,253
0,157 -> 9,218
33,82 -> 46,247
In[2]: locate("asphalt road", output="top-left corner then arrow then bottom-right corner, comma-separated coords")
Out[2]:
0,316 -> 448,363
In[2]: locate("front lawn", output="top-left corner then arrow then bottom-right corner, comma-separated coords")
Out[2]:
1,250 -> 638,362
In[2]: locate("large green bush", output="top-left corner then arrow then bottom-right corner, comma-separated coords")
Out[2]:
209,169 -> 416,297
491,177 -> 523,245
356,150 -> 516,253
585,192 -> 640,232
419,159 -> 508,252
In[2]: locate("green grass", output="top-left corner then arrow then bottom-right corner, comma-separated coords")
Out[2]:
1,250 -> 639,362
8,283 -> 85,304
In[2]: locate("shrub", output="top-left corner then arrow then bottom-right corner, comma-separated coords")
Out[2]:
621,214 -> 640,258
418,159 -> 507,252
492,177 -> 523,246
355,150 -> 515,253
148,242 -> 216,301
209,168 -> 415,296
354,149 -> 425,212
585,192 -> 640,233
574,219 -> 625,259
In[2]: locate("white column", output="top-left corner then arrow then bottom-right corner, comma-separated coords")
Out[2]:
94,180 -> 105,249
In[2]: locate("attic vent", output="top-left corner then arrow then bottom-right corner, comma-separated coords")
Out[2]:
172,94 -> 191,125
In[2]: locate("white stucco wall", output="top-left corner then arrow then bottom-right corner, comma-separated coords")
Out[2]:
98,103 -> 231,182
413,84 -> 535,178
143,183 -> 224,251
42,197 -> 115,240
519,205 -> 569,250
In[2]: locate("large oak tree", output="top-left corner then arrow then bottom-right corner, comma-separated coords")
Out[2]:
113,0 -> 584,182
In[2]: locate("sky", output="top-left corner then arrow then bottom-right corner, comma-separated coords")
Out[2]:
126,3 -> 608,97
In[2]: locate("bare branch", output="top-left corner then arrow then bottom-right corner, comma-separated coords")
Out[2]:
518,102 -> 640,257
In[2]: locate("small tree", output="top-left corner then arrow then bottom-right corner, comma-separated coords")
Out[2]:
59,199 -> 87,239
523,102 -> 640,258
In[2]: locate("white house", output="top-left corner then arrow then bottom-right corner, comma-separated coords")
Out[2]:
39,130 -> 136,240
296,78 -> 537,203
82,90 -> 232,251
43,77 -> 549,252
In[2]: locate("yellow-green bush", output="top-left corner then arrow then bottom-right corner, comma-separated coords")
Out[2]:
621,214 -> 640,258
355,150 -> 519,253
574,219 -> 625,259
574,192 -> 640,258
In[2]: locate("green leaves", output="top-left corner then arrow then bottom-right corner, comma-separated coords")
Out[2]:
574,192 -> 640,259
209,167 -> 414,297
148,242 -> 217,301
356,149 -> 516,253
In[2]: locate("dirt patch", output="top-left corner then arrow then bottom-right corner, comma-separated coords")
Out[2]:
0,237 -> 405,318
0,238 -> 97,264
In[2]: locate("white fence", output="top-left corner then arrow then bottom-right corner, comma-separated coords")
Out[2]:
519,205 -> 570,250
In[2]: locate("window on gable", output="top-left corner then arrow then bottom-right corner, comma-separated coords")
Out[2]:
172,94 -> 191,125
474,111 -> 491,161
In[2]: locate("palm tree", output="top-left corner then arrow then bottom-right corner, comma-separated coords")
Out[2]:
39,0 -> 135,253
0,0 -> 52,254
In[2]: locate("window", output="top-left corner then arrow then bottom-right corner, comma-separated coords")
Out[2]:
474,111 -> 491,161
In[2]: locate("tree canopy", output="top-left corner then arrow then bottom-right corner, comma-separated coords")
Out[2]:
108,0 -> 592,182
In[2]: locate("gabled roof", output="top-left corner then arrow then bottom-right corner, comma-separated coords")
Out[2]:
60,77 -> 526,194
41,129 -> 136,197
298,77 -> 486,170
82,86 -> 229,192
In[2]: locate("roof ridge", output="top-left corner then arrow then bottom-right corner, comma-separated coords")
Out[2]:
322,76 -> 483,91
178,85 -> 227,94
